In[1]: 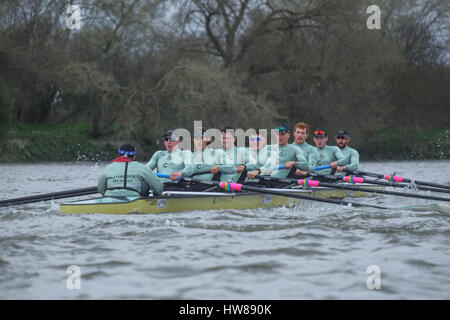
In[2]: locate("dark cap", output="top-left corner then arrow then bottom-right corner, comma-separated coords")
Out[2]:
336,130 -> 349,138
162,130 -> 179,141
162,130 -> 174,137
275,125 -> 290,133
313,128 -> 327,137
118,144 -> 136,156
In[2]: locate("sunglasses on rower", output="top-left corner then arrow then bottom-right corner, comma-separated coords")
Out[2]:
163,136 -> 178,142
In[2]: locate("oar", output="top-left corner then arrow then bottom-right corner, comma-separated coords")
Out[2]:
156,174 -> 388,209
243,166 -> 449,194
306,172 -> 450,194
0,187 -> 98,208
254,176 -> 450,203
313,165 -> 335,171
314,165 -> 450,190
344,169 -> 450,190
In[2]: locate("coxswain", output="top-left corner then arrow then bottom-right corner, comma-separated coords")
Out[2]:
97,144 -> 163,197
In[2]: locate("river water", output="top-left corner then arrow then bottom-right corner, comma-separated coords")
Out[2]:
0,160 -> 449,299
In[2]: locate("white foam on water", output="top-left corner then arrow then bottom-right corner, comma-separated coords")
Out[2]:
437,203 -> 450,213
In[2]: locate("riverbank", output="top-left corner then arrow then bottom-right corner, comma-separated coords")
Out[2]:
0,123 -> 119,163
0,123 -> 448,162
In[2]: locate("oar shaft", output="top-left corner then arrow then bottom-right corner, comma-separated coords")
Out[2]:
402,179 -> 450,190
361,179 -> 450,194
255,175 -> 450,202
164,174 -> 387,209
344,169 -> 381,179
345,169 -> 450,190
239,184 -> 385,209
306,172 -> 450,194
0,187 -> 98,206
0,189 -> 99,208
314,181 -> 450,202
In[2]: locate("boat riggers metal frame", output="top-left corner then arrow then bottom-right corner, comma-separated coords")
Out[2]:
303,171 -> 450,194
156,174 -> 389,210
253,175 -> 450,203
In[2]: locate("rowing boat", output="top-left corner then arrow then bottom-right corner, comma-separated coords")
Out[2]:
60,184 -> 384,215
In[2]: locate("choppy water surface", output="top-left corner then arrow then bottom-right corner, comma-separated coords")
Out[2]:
0,160 -> 449,299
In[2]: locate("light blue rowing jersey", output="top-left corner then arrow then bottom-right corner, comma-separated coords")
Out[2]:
335,146 -> 359,177
146,149 -> 193,182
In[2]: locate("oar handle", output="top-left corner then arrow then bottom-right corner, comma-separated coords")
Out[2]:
156,173 -> 181,180
314,165 -> 332,170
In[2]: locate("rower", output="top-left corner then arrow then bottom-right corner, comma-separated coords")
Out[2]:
218,127 -> 247,182
242,130 -> 270,183
189,128 -> 214,181
334,129 -> 359,176
97,144 -> 163,197
146,130 -> 193,183
188,128 -> 234,182
292,122 -> 316,170
248,125 -> 308,179
310,128 -> 346,176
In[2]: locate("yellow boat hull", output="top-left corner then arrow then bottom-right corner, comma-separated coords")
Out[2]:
60,186 -> 382,215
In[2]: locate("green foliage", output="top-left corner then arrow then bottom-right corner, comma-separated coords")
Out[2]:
0,123 -> 117,162
0,0 -> 448,161
0,80 -> 12,143
357,129 -> 449,160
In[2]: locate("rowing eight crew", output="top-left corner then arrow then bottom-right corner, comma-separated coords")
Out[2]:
97,123 -> 359,197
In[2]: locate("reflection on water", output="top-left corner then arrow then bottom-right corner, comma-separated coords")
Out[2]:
0,161 -> 449,299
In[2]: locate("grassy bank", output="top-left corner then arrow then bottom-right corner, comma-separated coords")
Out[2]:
0,123 -> 448,162
0,123 -> 118,162
357,129 -> 449,160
